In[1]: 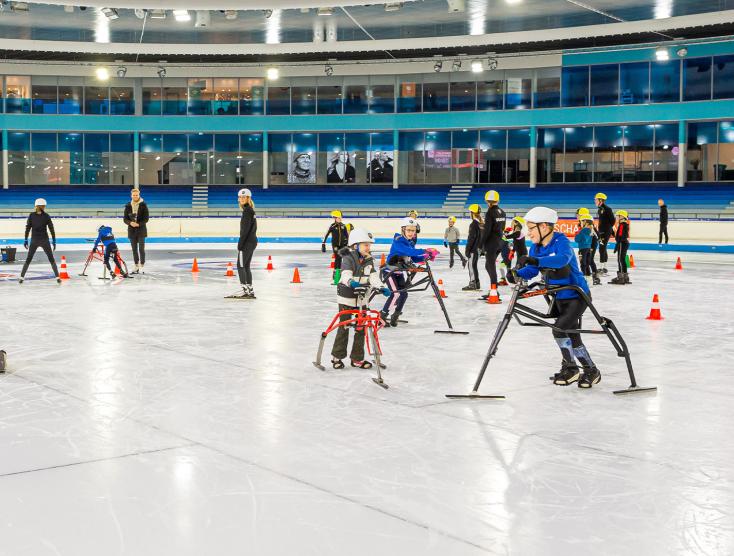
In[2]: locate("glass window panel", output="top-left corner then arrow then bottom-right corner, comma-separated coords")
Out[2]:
398,131 -> 425,183
162,80 -> 188,115
110,86 -> 133,115
187,78 -> 213,115
8,132 -> 30,185
268,133 -> 290,185
213,78 -> 239,115
368,76 -> 394,113
450,79 -> 476,111
343,77 -> 368,114
110,133 -> 134,152
367,132 -> 394,183
142,78 -> 162,115
188,132 -> 213,152
534,67 -> 560,108
318,133 -> 345,184
239,78 -> 264,115
287,133 -> 317,184
397,78 -> 420,113
564,126 -> 593,182
652,124 -> 678,182
317,77 -> 343,114
507,128 -> 530,182
83,133 -> 109,185
478,129 -> 506,184
683,57 -> 712,101
422,74 -> 449,112
140,133 -> 163,153
561,66 -> 589,107
713,55 -> 734,100
718,121 -> 734,181
163,134 -> 188,154
345,133 -> 370,184
590,64 -> 619,106
619,62 -> 650,104
621,125 -> 653,182
424,131 -> 451,183
110,133 -> 133,186
238,133 -> 263,186
30,133 -> 61,185
291,78 -> 317,115
452,130 -> 477,183
477,77 -> 504,110
505,70 -> 532,110
267,83 -> 291,115
84,85 -> 109,115
593,126 -> 623,182
213,135 -> 239,185
31,76 -> 58,114
59,133 -> 83,185
6,76 -> 31,113
536,128 -> 563,183
58,77 -> 82,115
651,60 -> 680,103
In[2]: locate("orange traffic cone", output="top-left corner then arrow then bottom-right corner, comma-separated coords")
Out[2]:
646,294 -> 664,320
436,279 -> 448,299
266,256 -> 274,271
329,254 -> 335,269
629,254 -> 636,268
191,258 -> 199,273
486,284 -> 501,305
380,253 -> 386,267
114,264 -> 122,276
675,257 -> 683,270
59,256 -> 70,280
225,262 -> 234,277
291,267 -> 302,284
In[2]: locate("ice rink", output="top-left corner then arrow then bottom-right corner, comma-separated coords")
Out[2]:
1,245 -> 733,555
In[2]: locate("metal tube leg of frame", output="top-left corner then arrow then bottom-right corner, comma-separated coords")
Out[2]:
313,333 -> 327,371
369,327 -> 388,389
431,271 -> 469,335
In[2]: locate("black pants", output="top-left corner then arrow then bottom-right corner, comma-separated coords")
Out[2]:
598,232 -> 611,264
331,304 -> 365,361
552,297 -> 589,363
659,223 -> 669,244
130,234 -> 146,265
448,242 -> 466,267
21,239 -> 59,278
579,248 -> 592,276
484,237 -> 503,286
237,243 -> 256,285
332,245 -> 344,269
616,242 -> 630,273
467,251 -> 480,286
382,270 -> 407,315
104,243 -> 125,274
588,238 -> 598,273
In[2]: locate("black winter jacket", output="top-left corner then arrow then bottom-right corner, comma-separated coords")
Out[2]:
25,211 -> 56,243
238,204 -> 258,250
597,203 -> 616,235
481,205 -> 506,247
465,219 -> 482,256
124,201 -> 150,238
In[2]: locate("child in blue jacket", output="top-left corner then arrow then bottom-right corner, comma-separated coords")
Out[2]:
380,217 -> 438,327
94,225 -> 131,278
511,207 -> 601,389
574,215 -> 600,285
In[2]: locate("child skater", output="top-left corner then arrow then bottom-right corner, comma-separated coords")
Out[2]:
462,204 -> 483,291
322,210 -> 349,280
443,216 -> 467,269
380,217 -> 439,327
609,210 -> 631,285
331,228 -> 390,370
93,225 -> 131,278
576,208 -> 601,285
574,215 -> 597,286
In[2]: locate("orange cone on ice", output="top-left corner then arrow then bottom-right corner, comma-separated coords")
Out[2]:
629,254 -> 636,268
266,256 -> 274,271
646,294 -> 664,321
436,279 -> 447,299
225,262 -> 234,277
675,257 -> 683,270
191,258 -> 199,273
59,256 -> 70,280
291,267 -> 302,284
486,284 -> 501,305
329,254 -> 335,269
380,253 -> 386,267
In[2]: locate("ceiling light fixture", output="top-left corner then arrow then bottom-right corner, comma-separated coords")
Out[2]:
446,0 -> 465,12
676,47 -> 688,58
116,66 -> 127,78
134,8 -> 146,19
173,9 -> 191,22
434,61 -> 443,72
95,67 -> 110,81
157,67 -> 166,78
452,60 -> 462,71
149,9 -> 166,19
266,67 -> 279,80
655,47 -> 670,61
263,9 -> 273,18
324,64 -> 334,76
505,0 -> 523,4
487,57 -> 498,70
471,60 -> 484,73
384,2 -> 402,11
224,10 -> 237,20
63,5 -> 74,12
317,7 -> 334,16
101,7 -> 118,20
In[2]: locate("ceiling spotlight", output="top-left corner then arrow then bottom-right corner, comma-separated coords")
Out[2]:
317,7 -> 334,16
471,60 -> 484,73
157,67 -> 166,78
266,67 -> 279,80
173,9 -> 191,22
63,5 -> 74,12
263,9 -> 273,18
116,66 -> 127,78
434,60 -> 443,72
505,0 -> 523,4
10,2 -> 30,12
324,64 -> 334,76
452,60 -> 462,71
385,2 -> 402,11
446,0 -> 465,12
101,7 -> 118,20
487,57 -> 498,70
655,47 -> 670,61
95,67 -> 110,81
195,10 -> 210,27
224,10 -> 237,20
134,8 -> 146,19
149,9 -> 166,19
676,47 -> 688,58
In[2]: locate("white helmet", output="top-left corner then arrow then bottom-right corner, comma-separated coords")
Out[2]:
348,228 -> 375,246
524,206 -> 558,224
34,198 -> 47,206
238,188 -> 252,197
401,217 -> 418,228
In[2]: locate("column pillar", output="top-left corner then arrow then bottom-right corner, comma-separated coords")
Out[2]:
262,131 -> 269,190
677,120 -> 686,188
2,129 -> 9,190
392,129 -> 399,189
529,126 -> 538,188
133,132 -> 140,188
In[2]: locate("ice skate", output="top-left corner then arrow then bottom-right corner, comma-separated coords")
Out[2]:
609,272 -> 624,285
462,281 -> 479,291
389,311 -> 401,327
379,310 -> 390,327
592,271 -> 601,286
331,358 -> 345,369
551,363 -> 580,386
351,360 -> 373,369
578,366 -> 602,388
0,350 -> 6,372
131,264 -> 140,275
18,277 -> 24,284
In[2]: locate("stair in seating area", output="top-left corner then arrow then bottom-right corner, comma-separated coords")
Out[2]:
442,184 -> 473,209
192,186 -> 209,208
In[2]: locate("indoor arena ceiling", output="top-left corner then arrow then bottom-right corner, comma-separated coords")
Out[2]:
0,0 -> 733,62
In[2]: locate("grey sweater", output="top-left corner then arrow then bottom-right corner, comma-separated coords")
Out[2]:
444,226 -> 461,243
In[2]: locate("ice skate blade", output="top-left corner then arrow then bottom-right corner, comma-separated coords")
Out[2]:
613,386 -> 658,395
378,363 -> 387,370
0,350 -> 6,372
224,295 -> 253,300
434,329 -> 469,335
445,393 -> 506,400
312,362 -> 325,371
372,378 -> 389,390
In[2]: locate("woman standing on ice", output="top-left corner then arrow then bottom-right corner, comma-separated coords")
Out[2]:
19,198 -> 61,284
233,188 -> 258,299
123,188 -> 149,274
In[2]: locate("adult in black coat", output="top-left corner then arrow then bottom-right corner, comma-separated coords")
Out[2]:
594,193 -> 616,274
123,188 -> 150,274
236,188 -> 258,299
20,198 -> 60,283
479,190 -> 506,293
658,199 -> 669,244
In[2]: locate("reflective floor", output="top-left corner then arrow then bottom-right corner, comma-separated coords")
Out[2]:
1,246 -> 733,555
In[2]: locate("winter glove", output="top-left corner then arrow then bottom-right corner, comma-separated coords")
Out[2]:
424,248 -> 439,262
381,287 -> 391,297
348,279 -> 362,289
517,255 -> 539,268
23,241 -> 28,249
321,243 -> 326,253
443,241 -> 448,248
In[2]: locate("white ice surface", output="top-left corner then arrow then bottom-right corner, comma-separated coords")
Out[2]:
1,247 -> 734,556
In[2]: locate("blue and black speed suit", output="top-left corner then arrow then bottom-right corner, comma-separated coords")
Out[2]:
94,226 -> 125,275
515,232 -> 596,370
381,233 -> 428,316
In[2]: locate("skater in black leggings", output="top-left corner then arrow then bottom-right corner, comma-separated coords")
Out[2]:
124,188 -> 149,274
480,190 -> 506,298
235,188 -> 258,299
20,198 -> 60,284
462,204 -> 483,291
594,193 -> 615,275
610,210 -> 631,285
